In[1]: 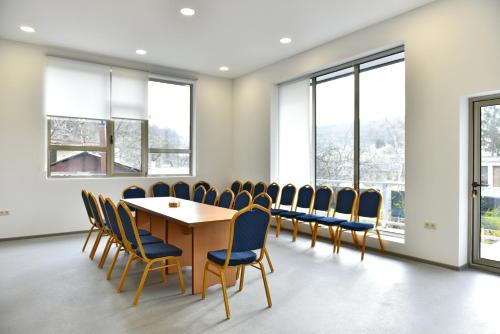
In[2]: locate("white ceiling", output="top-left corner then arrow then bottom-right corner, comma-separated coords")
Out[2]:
0,0 -> 435,78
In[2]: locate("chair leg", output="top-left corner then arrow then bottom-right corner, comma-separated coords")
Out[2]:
236,265 -> 241,280
311,223 -> 319,248
161,260 -> 167,285
328,226 -> 336,252
82,226 -> 95,252
107,246 -> 122,280
219,269 -> 231,319
351,231 -> 359,248
117,254 -> 134,292
89,230 -> 103,260
98,237 -> 112,268
201,262 -> 209,300
258,261 -> 272,308
292,219 -> 298,242
336,227 -> 343,254
275,217 -> 281,237
238,265 -> 246,291
361,230 -> 369,260
264,248 -> 274,273
376,230 -> 385,253
175,259 -> 186,294
133,262 -> 152,305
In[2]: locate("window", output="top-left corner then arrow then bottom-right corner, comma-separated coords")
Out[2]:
481,166 -> 488,185
45,57 -> 193,177
493,166 -> 500,187
276,47 -> 405,234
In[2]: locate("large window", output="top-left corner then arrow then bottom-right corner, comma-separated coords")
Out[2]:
45,57 -> 193,177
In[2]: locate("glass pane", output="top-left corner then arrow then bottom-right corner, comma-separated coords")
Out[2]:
148,153 -> 190,175
315,70 -> 355,189
113,119 -> 142,173
148,81 -> 191,150
49,117 -> 106,147
359,60 -> 405,231
480,104 -> 500,262
49,150 -> 106,176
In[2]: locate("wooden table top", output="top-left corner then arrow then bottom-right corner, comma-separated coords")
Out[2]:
123,197 -> 237,226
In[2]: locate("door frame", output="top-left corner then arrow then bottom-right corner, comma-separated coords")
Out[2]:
469,94 -> 500,272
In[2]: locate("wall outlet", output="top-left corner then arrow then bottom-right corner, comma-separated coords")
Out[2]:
424,221 -> 437,230
0,210 -> 10,216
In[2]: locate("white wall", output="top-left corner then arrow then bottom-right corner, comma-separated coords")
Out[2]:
0,39 -> 234,239
232,0 -> 500,267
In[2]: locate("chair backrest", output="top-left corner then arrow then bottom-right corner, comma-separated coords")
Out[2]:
334,187 -> 358,218
173,181 -> 190,200
312,185 -> 333,213
253,193 -> 272,210
357,189 -> 382,224
230,180 -> 242,194
253,182 -> 267,196
233,190 -> 252,211
279,184 -> 296,207
151,182 -> 170,197
266,183 -> 280,205
204,187 -> 218,205
103,197 -> 124,241
295,185 -> 314,211
117,201 -> 140,249
193,180 -> 211,192
122,185 -> 146,199
81,189 -> 94,222
226,205 -> 271,266
193,186 -> 206,203
241,180 -> 254,194
98,194 -> 112,231
87,192 -> 105,230
218,189 -> 235,209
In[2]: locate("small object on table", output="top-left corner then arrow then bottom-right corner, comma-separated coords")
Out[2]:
169,200 -> 181,208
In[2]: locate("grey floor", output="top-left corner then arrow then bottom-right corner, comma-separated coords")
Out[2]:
1,231 -> 499,334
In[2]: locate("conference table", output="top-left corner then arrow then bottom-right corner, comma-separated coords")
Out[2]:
123,197 -> 237,294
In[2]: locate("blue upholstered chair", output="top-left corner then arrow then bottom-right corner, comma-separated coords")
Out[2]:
103,197 -> 129,280
201,204 -> 272,319
193,180 -> 211,192
252,193 -> 275,273
116,201 -> 185,305
253,181 -> 267,197
337,189 -> 384,260
173,181 -> 190,200
81,189 -> 98,253
87,192 -> 112,262
204,187 -> 218,206
230,180 -> 242,195
315,187 -> 357,252
272,183 -> 296,237
193,186 -> 206,203
277,185 -> 314,241
218,189 -> 235,209
233,190 -> 252,211
295,186 -> 333,247
241,180 -> 254,195
97,194 -> 123,269
151,182 -> 170,197
266,182 -> 280,208
122,186 -> 146,212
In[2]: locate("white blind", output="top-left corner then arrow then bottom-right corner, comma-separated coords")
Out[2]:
277,79 -> 313,186
111,67 -> 148,120
45,57 -> 110,119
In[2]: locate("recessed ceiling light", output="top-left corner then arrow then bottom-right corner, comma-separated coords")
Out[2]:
219,66 -> 229,72
135,49 -> 147,55
19,25 -> 35,33
180,8 -> 195,16
280,37 -> 292,44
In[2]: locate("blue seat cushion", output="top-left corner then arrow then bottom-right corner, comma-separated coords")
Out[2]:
296,213 -> 321,222
138,229 -> 151,236
316,217 -> 347,226
271,208 -> 285,215
137,243 -> 182,258
279,211 -> 303,218
132,235 -> 164,248
340,221 -> 374,231
207,249 -> 257,266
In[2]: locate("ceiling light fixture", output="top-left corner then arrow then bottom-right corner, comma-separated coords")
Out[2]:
20,25 -> 35,33
280,37 -> 292,44
180,8 -> 195,16
135,49 -> 147,55
219,66 -> 229,72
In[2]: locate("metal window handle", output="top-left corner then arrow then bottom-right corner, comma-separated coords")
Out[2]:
472,181 -> 489,188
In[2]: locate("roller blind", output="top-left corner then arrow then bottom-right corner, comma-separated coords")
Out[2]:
44,57 -> 111,119
111,67 -> 148,120
277,79 -> 313,186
